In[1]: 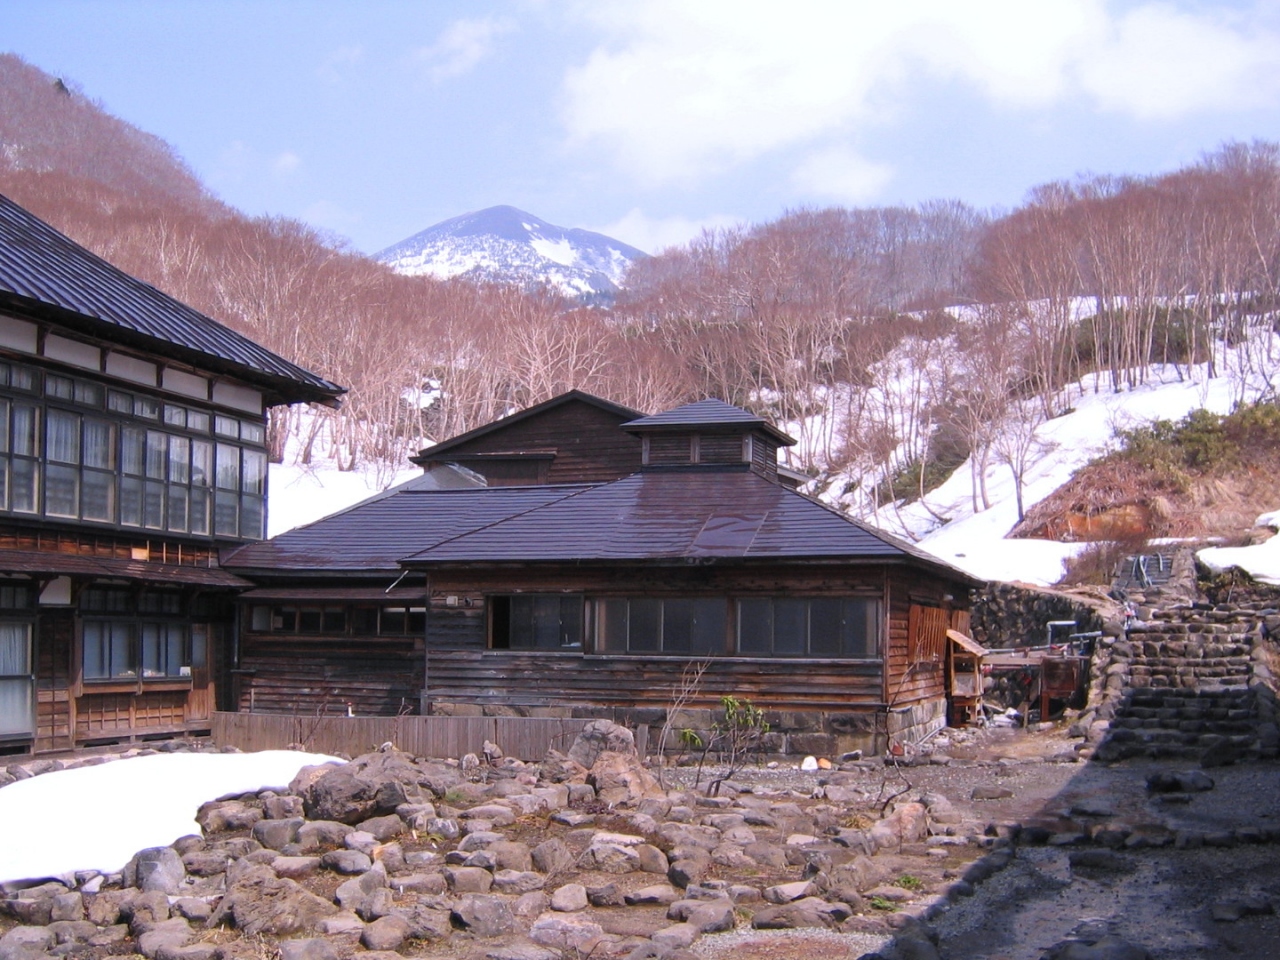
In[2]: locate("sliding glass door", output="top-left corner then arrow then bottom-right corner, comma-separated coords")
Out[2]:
0,622 -> 33,738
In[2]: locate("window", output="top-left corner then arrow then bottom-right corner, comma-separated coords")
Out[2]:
0,368 -> 269,539
490,595 -> 583,649
248,603 -> 424,636
593,597 -> 725,655
736,598 -> 880,658
0,621 -> 33,737
81,589 -> 207,683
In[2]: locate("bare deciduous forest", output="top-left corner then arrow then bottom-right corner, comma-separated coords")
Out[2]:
2,54 -> 1278,519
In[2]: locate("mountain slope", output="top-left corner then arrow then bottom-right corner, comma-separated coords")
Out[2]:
376,204 -> 647,300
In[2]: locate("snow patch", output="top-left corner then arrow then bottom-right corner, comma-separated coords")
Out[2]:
0,751 -> 342,883
1198,535 -> 1280,585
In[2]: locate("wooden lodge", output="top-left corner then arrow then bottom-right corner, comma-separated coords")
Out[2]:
0,194 -> 343,755
223,393 -> 982,756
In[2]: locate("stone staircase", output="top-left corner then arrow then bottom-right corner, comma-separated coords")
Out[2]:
1086,601 -> 1279,763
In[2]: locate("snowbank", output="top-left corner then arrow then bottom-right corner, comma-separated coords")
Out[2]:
1198,524 -> 1280,586
0,750 -> 341,883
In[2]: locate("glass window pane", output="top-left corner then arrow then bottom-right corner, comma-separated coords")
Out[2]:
168,435 -> 190,483
559,597 -> 582,649
240,495 -> 263,539
407,607 -> 426,633
46,410 -> 80,464
240,421 -> 265,444
321,606 -> 346,633
380,607 -> 406,634
187,410 -> 210,433
120,476 -> 142,526
83,622 -> 106,679
11,458 -> 37,514
628,599 -> 661,652
190,625 -> 207,670
10,365 -> 34,391
737,599 -> 772,655
844,600 -> 878,658
216,444 -> 239,490
74,381 -> 102,406
809,600 -> 843,656
82,469 -> 114,522
141,623 -> 164,677
241,449 -> 265,495
0,399 -> 8,452
167,485 -> 188,532
0,623 -> 31,675
298,607 -> 322,632
0,457 -> 9,511
352,607 -> 377,634
143,480 -> 165,529
83,419 -> 115,470
214,490 -> 238,535
214,416 -> 239,438
11,405 -> 37,457
773,599 -> 806,655
135,396 -> 159,419
166,625 -> 188,676
110,623 -> 135,677
509,595 -> 534,648
531,596 -> 560,649
662,599 -> 692,654
108,390 -> 132,414
121,427 -> 145,476
163,405 -> 186,428
45,374 -> 73,400
145,431 -> 166,479
189,487 -> 209,534
690,599 -> 726,655
191,440 -> 211,486
596,599 -> 628,653
44,463 -> 79,518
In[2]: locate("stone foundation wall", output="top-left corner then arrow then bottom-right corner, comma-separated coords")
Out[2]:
969,582 -> 1107,649
885,697 -> 947,752
1077,600 -> 1280,762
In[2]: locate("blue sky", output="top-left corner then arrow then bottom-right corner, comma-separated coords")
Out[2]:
5,1 -> 1280,255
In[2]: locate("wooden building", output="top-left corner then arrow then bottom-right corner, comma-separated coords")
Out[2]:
224,393 -> 981,755
0,194 -> 343,755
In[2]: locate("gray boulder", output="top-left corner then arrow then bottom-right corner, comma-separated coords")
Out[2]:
124,847 -> 187,895
452,895 -> 518,938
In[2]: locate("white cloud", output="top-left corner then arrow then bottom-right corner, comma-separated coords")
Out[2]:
416,16 -> 515,83
790,146 -> 893,204
589,208 -> 743,255
273,151 -> 301,176
560,1 -> 1280,188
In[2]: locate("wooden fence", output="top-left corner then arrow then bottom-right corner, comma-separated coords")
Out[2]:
210,712 -> 648,760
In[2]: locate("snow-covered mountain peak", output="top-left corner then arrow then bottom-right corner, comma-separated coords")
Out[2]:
375,205 -> 646,301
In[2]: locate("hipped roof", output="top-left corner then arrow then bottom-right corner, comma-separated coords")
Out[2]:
0,193 -> 344,407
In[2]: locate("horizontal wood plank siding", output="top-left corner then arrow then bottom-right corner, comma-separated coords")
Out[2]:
886,571 -> 957,707
435,402 -> 642,484
426,650 -> 883,712
237,634 -> 420,716
211,712 -> 615,761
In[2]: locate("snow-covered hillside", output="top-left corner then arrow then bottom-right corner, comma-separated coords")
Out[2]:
376,205 -> 647,300
806,335 -> 1280,588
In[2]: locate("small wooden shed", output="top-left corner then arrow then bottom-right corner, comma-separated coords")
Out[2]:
946,628 -> 987,726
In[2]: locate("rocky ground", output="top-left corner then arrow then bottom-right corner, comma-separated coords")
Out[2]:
1,719 -> 1277,960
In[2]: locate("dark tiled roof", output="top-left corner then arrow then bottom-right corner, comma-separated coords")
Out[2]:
414,390 -> 642,463
0,549 -> 249,588
400,470 -> 959,570
622,398 -> 795,445
0,193 -> 343,405
221,478 -> 594,572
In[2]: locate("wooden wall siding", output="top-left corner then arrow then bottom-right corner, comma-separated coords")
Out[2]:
885,571 -> 963,708
648,434 -> 693,465
74,690 -> 188,740
35,610 -> 73,752
750,437 -> 779,482
698,434 -> 745,464
436,403 -> 642,485
909,605 -> 949,663
429,564 -> 895,601
0,525 -> 219,566
425,604 -> 486,648
237,635 -> 421,716
425,650 -> 884,713
211,712 -> 635,762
